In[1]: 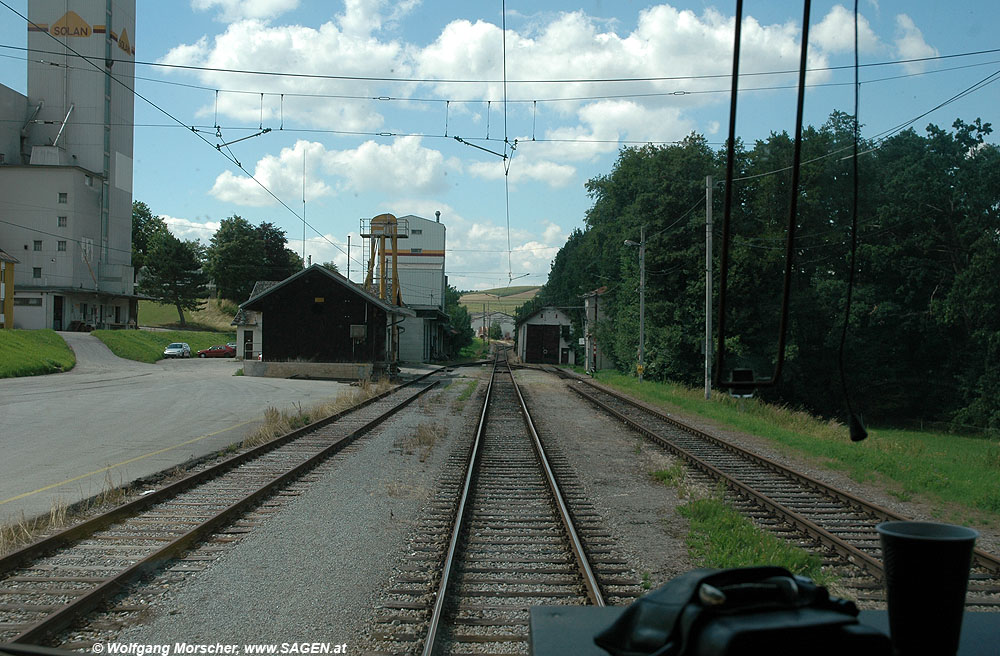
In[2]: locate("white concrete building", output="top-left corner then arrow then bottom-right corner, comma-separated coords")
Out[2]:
395,213 -> 449,362
0,1 -> 137,330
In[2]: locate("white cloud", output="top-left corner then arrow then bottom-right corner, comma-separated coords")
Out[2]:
467,158 -> 576,188
208,137 -> 456,206
325,136 -> 459,194
894,14 -> 938,73
191,0 -> 300,23
812,5 -> 881,54
209,140 -> 332,206
163,215 -> 221,242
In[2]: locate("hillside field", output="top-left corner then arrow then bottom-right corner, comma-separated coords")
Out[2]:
460,286 -> 539,315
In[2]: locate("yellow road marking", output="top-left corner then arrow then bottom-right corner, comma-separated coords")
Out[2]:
0,418 -> 259,506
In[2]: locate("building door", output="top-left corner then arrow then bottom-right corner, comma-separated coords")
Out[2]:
53,295 -> 63,331
244,330 -> 254,360
526,324 -> 560,364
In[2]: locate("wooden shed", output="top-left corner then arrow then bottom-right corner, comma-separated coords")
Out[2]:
235,265 -> 413,375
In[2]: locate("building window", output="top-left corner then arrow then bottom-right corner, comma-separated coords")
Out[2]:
13,297 -> 43,307
58,192 -> 68,204
57,241 -> 67,251
33,240 -> 42,251
33,267 -> 42,279
411,229 -> 422,235
411,248 -> 422,254
85,175 -> 93,187
58,216 -> 67,227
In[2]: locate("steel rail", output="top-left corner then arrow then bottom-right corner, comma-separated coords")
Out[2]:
421,359 -> 495,656
569,377 -> 1000,575
569,384 -> 888,578
9,380 -> 439,645
421,352 -> 604,655
508,360 -> 605,607
0,369 -> 438,579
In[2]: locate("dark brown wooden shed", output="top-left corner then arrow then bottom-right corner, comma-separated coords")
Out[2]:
238,264 -> 413,366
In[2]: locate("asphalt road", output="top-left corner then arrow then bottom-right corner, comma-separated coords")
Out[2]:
0,332 -> 349,524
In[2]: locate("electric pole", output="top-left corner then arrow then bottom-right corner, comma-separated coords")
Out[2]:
705,175 -> 713,400
625,226 -> 646,382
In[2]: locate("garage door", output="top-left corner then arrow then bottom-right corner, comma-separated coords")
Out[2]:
525,324 -> 560,364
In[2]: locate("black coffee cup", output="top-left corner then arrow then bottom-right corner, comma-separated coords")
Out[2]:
876,521 -> 978,655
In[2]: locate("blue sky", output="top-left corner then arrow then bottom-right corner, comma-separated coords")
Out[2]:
2,1 -> 998,291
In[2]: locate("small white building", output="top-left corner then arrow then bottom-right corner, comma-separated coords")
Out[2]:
516,306 -> 576,365
471,310 -> 515,340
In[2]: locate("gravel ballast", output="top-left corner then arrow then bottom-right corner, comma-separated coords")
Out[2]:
106,370 -> 480,648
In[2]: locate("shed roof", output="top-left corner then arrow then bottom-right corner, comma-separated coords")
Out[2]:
239,264 -> 415,317
0,246 -> 20,264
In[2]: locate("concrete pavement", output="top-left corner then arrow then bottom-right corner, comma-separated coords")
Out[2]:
0,332 -> 349,524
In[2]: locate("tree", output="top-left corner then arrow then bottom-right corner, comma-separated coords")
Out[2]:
131,201 -> 168,274
205,216 -> 304,301
444,283 -> 474,354
320,261 -> 340,273
206,215 -> 260,301
138,232 -> 208,327
489,320 -> 502,340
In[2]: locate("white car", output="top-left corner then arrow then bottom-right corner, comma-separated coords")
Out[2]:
163,342 -> 191,358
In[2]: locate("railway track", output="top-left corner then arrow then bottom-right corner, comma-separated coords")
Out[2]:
0,374 -> 440,646
562,373 -> 1000,608
371,355 -> 639,655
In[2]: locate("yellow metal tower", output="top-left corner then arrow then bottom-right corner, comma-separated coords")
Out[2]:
361,213 -> 408,306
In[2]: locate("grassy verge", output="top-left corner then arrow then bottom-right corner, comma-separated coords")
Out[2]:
652,466 -> 829,585
598,373 -> 1000,526
242,378 -> 394,448
138,298 -> 239,332
0,329 -> 76,378
93,329 -> 236,363
455,338 -> 490,361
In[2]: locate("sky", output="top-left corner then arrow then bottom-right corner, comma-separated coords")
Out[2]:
1,0 -> 998,292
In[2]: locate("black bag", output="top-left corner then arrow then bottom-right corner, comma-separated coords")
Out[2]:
594,566 -> 890,656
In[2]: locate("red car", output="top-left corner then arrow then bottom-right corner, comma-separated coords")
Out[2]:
197,344 -> 236,358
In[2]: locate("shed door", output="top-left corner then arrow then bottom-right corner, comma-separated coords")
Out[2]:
526,324 -> 560,364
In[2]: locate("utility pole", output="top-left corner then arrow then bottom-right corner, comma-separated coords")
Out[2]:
705,175 -> 713,400
625,226 -> 646,382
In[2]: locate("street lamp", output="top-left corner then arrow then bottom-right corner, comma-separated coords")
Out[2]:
624,226 -> 645,382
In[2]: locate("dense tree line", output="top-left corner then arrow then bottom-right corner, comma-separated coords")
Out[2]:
534,113 -> 1000,431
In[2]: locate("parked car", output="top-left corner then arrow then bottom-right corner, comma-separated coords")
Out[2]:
163,342 -> 191,358
197,344 -> 236,358
226,342 -> 237,350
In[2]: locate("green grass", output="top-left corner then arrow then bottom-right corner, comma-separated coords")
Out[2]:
93,329 -> 236,363
138,298 -> 239,332
0,329 -> 76,378
598,373 -> 1000,525
455,338 -> 490,361
679,497 -> 829,583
